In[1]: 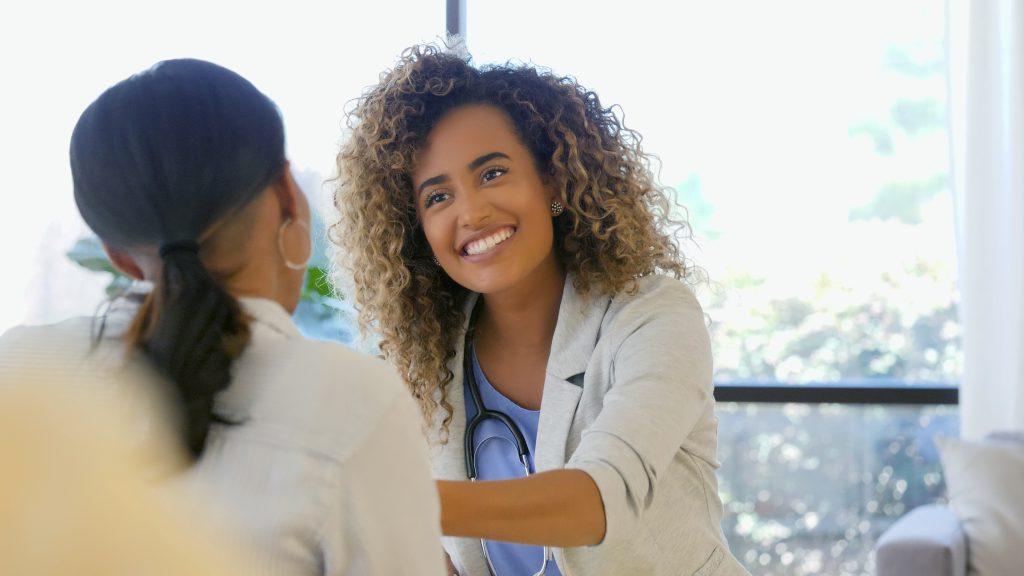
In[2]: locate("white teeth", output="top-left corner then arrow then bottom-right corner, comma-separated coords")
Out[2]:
465,228 -> 514,256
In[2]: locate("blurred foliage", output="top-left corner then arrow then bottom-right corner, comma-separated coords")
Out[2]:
883,45 -> 946,78
699,24 -> 960,388
709,258 -> 961,384
891,99 -> 946,136
848,121 -> 895,155
66,237 -> 134,298
718,402 -> 957,576
673,174 -> 719,240
849,174 -> 948,225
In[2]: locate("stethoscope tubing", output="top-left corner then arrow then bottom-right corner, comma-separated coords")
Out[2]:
462,341 -> 553,576
464,346 -> 531,480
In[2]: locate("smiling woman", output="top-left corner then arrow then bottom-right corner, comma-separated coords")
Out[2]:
333,46 -> 691,427
333,45 -> 750,576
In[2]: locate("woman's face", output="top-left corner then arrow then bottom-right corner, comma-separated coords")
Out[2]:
412,104 -> 558,295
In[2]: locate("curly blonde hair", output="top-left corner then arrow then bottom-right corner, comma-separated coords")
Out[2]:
331,45 -> 692,438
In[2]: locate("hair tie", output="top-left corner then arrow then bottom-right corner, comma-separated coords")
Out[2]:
159,240 -> 200,258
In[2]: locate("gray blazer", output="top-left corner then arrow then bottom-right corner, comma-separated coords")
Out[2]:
428,274 -> 750,576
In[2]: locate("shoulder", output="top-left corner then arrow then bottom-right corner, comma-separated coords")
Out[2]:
597,276 -> 713,389
233,336 -> 413,459
262,337 -> 402,391
0,316 -> 128,378
601,274 -> 707,338
0,297 -> 138,374
0,317 -> 94,353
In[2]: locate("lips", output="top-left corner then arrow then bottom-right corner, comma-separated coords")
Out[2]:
459,225 -> 517,256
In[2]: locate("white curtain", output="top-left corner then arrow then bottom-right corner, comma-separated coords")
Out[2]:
949,0 -> 1024,439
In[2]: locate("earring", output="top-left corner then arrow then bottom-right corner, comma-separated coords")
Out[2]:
550,200 -> 565,217
432,256 -> 440,265
278,218 -> 312,271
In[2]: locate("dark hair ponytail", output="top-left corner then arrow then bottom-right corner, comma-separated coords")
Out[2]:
126,244 -> 251,457
70,59 -> 286,459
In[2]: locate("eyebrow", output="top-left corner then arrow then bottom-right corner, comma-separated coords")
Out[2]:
416,174 -> 450,197
416,151 -> 512,197
468,151 -> 510,171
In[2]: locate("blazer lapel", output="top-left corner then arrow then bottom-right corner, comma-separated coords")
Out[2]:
534,374 -> 584,472
534,276 -> 610,471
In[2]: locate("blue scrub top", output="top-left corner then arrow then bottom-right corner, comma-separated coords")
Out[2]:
464,347 -> 563,576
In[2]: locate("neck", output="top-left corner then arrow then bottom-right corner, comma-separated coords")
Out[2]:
476,254 -> 565,352
218,259 -> 300,314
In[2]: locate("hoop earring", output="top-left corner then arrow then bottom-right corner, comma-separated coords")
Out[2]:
278,218 -> 312,271
550,200 -> 565,217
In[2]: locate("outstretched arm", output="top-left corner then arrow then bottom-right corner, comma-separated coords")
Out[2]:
437,468 -> 606,548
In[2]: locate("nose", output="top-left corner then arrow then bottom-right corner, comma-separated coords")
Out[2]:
456,188 -> 494,230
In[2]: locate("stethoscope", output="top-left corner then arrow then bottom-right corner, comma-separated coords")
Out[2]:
462,335 -> 554,576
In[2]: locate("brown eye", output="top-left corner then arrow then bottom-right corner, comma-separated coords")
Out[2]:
424,191 -> 450,208
481,167 -> 508,183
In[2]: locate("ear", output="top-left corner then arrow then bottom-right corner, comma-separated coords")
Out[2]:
541,165 -> 561,199
546,182 -> 562,205
103,244 -> 145,281
271,162 -> 304,221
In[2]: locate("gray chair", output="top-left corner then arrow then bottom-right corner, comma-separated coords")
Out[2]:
874,432 -> 1024,576
875,503 -> 966,576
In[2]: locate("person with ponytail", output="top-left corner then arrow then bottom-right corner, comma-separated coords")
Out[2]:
0,59 -> 445,576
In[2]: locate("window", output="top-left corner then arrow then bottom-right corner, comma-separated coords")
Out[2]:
468,0 -> 960,387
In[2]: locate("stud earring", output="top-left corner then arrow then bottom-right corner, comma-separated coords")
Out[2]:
550,200 -> 565,217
